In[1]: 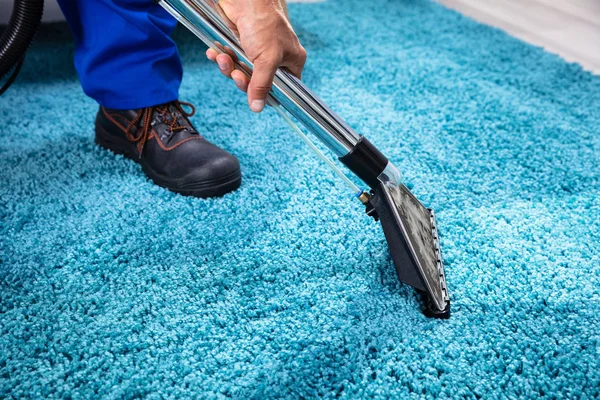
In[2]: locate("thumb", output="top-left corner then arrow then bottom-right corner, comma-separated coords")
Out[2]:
248,55 -> 278,113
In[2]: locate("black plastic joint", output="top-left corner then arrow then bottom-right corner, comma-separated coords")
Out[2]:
339,136 -> 388,189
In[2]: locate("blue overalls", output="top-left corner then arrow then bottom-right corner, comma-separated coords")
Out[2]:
57,0 -> 182,109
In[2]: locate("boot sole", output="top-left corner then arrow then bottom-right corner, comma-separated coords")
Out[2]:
95,124 -> 242,198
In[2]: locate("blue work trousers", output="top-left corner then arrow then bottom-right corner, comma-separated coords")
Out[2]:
57,0 -> 182,109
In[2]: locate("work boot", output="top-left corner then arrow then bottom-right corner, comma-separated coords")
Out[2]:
95,101 -> 241,198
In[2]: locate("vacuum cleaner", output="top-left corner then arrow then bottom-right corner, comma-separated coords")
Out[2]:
0,0 -> 450,317
158,0 -> 450,318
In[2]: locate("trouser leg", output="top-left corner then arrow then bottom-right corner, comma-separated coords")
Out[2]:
57,0 -> 183,109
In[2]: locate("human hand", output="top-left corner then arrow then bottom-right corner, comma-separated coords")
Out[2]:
205,0 -> 307,113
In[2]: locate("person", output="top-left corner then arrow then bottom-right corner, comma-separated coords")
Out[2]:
57,0 -> 307,198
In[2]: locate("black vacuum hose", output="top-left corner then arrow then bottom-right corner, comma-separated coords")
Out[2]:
0,0 -> 44,93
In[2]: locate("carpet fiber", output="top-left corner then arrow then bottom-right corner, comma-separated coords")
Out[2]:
1,0 -> 599,398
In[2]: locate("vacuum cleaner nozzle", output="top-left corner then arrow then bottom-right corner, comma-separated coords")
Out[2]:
369,181 -> 450,318
339,138 -> 450,317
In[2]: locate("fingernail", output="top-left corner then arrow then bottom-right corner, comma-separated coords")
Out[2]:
218,62 -> 227,71
234,78 -> 243,88
251,100 -> 265,112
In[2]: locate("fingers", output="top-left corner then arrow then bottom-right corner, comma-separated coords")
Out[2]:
206,48 -> 250,93
216,53 -> 235,78
206,45 -> 237,61
207,45 -> 306,113
231,70 -> 249,92
206,47 -> 237,78
248,56 -> 279,113
208,48 -> 236,79
206,48 -> 218,62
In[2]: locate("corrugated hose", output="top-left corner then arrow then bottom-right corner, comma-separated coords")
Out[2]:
0,0 -> 44,95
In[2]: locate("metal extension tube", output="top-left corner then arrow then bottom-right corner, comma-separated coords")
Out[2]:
159,0 -> 361,157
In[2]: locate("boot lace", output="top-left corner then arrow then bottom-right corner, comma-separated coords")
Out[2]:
124,101 -> 196,156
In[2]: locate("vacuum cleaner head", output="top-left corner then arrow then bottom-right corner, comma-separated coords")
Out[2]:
369,182 -> 450,317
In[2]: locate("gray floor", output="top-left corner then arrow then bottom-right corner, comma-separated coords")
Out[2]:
437,0 -> 600,74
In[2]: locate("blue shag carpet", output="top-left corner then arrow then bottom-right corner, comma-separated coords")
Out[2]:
1,0 -> 599,398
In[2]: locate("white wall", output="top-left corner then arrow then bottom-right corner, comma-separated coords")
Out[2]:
0,0 -> 65,24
